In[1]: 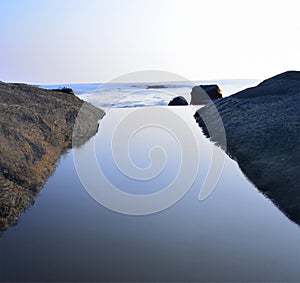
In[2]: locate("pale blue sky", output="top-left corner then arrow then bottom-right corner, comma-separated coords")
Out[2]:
0,0 -> 299,83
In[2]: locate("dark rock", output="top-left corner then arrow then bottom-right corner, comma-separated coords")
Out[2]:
0,82 -> 104,232
232,71 -> 300,99
168,96 -> 188,106
194,71 -> 300,226
51,87 -> 75,95
146,85 -> 168,89
190,84 -> 223,105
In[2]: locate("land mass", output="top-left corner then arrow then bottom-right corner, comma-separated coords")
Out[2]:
195,71 -> 300,225
0,82 -> 104,232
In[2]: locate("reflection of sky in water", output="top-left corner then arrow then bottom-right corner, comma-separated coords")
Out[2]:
96,125 -> 181,195
1,106 -> 300,282
94,107 -> 207,195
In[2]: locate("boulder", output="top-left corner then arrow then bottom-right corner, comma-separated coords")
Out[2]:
168,96 -> 188,106
190,84 -> 223,105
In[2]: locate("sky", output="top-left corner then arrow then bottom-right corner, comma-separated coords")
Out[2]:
0,0 -> 299,84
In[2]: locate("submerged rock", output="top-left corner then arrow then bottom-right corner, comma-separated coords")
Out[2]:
190,84 -> 223,105
168,96 -> 188,106
0,82 -> 104,232
194,71 -> 300,225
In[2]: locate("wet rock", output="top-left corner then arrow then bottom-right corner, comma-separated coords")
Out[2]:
168,96 -> 188,106
191,84 -> 223,105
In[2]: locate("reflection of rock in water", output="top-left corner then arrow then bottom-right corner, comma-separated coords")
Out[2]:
195,71 -> 300,226
0,82 -> 104,233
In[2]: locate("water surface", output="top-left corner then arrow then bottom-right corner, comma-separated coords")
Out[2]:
1,107 -> 300,282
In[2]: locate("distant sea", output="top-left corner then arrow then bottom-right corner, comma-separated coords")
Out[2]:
40,79 -> 259,108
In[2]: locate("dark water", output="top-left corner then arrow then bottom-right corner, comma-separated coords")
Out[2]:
0,107 -> 300,282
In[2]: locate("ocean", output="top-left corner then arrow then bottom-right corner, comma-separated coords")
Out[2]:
41,79 -> 259,108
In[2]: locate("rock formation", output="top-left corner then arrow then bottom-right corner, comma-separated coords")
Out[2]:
194,71 -> 300,225
51,87 -> 75,95
168,96 -> 188,106
146,85 -> 169,89
0,82 -> 104,232
190,84 -> 223,105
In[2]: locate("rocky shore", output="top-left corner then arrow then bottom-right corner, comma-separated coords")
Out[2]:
195,71 -> 300,225
0,82 -> 104,232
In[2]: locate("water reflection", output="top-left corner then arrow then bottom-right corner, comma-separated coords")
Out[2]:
0,151 -> 67,234
0,100 -> 103,234
236,156 -> 300,226
1,107 -> 300,282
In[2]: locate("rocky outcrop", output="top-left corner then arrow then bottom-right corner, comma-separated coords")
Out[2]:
194,71 -> 300,225
168,96 -> 188,106
190,84 -> 223,105
51,87 -> 75,95
0,82 -> 104,232
146,85 -> 169,89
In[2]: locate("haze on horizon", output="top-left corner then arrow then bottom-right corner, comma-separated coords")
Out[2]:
0,0 -> 299,84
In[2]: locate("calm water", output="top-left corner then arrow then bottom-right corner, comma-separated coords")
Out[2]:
1,80 -> 300,282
